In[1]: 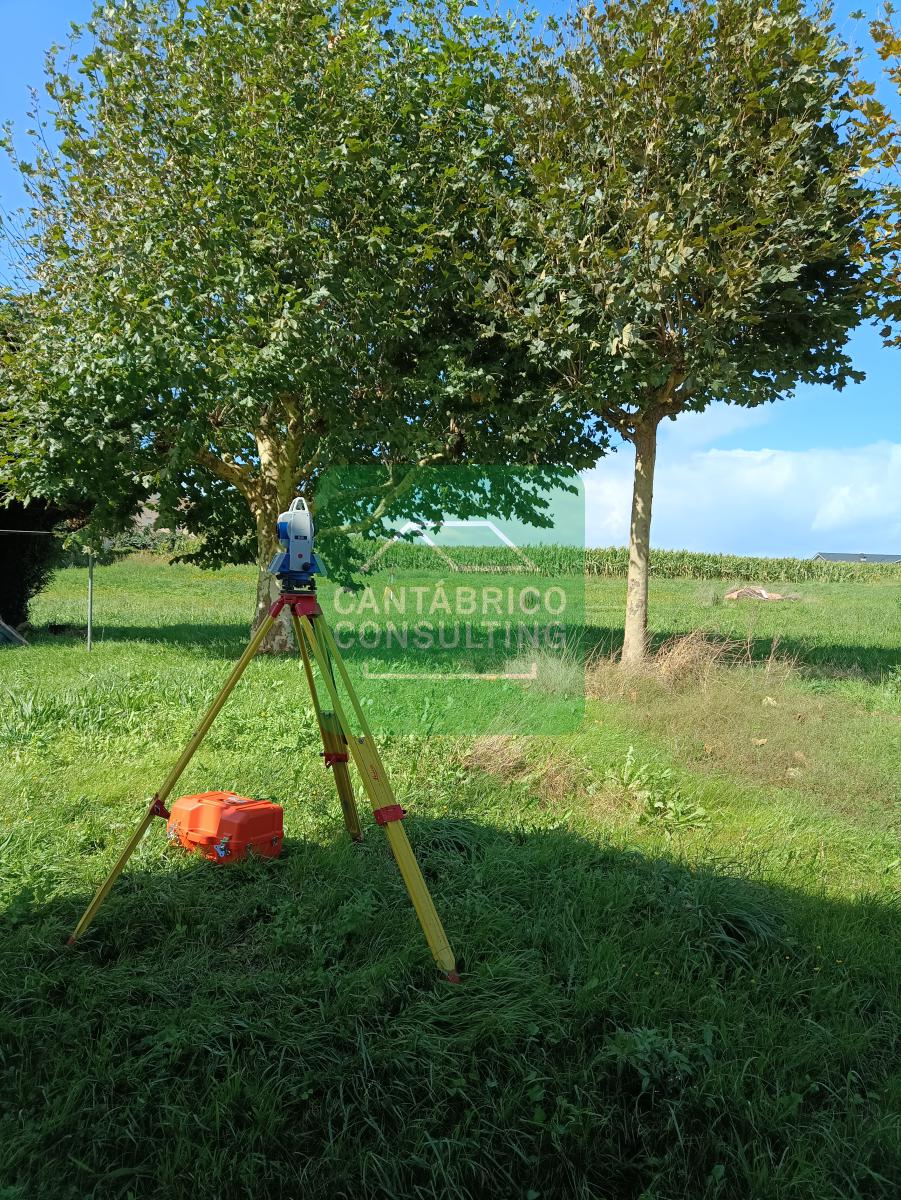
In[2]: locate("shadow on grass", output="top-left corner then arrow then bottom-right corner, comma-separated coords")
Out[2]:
2,817 -> 898,1200
32,622 -> 252,656
29,609 -> 901,686
30,616 -> 899,679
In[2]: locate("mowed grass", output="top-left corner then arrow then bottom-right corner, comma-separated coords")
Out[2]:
0,558 -> 899,1200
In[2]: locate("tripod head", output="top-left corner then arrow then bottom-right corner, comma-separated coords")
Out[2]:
268,497 -> 323,591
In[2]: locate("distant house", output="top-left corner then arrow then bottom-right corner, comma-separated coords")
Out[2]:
813,552 -> 901,563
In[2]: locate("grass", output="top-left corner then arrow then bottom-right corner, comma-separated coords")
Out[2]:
0,558 -> 899,1200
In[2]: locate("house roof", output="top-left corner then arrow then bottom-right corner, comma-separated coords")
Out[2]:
812,552 -> 901,563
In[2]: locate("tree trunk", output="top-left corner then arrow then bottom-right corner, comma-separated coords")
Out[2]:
621,414 -> 660,669
253,569 -> 296,654
198,417 -> 306,654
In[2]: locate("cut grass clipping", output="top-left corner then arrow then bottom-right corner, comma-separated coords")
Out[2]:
0,560 -> 899,1200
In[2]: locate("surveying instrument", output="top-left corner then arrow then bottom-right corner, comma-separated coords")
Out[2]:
67,498 -> 460,982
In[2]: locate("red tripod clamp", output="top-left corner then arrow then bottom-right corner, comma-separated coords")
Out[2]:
373,804 -> 407,826
149,796 -> 170,820
322,750 -> 350,769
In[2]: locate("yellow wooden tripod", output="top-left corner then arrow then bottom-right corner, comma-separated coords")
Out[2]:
67,589 -> 459,982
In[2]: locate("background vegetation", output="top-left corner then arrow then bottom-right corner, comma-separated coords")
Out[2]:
5,0 -> 898,660
370,541 -> 901,583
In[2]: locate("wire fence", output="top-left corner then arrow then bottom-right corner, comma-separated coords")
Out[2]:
4,530 -> 900,654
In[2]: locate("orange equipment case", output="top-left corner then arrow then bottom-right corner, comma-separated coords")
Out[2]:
167,791 -> 283,862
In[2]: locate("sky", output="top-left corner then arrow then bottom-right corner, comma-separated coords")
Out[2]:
0,0 -> 898,557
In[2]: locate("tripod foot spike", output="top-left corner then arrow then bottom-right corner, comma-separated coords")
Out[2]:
445,970 -> 461,985
66,935 -> 76,947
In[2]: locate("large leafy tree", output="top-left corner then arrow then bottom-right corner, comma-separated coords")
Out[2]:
1,0 -> 606,648
495,0 -> 876,664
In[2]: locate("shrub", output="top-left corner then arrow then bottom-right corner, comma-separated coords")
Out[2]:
53,525 -> 202,567
0,498 -> 66,628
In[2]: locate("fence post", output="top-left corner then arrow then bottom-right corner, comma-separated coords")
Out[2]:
86,550 -> 94,652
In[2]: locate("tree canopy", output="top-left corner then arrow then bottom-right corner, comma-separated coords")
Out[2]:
1,0 -> 891,659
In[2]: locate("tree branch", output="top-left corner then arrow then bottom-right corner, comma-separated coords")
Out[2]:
318,465 -> 425,539
195,446 -> 255,499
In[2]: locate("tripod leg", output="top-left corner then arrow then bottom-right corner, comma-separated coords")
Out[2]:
66,804 -> 163,946
321,711 -> 364,842
290,612 -> 362,842
297,615 -> 458,981
68,610 -> 278,944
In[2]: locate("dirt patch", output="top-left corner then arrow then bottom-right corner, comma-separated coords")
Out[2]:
462,735 -> 590,809
724,586 -> 797,601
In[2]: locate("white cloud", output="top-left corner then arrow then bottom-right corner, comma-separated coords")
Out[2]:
583,441 -> 901,556
657,403 -> 773,450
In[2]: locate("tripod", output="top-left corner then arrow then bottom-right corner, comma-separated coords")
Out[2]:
67,588 -> 459,982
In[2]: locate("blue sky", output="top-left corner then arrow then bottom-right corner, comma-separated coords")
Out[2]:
1,0 -> 898,555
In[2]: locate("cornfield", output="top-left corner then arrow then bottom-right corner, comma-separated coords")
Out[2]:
361,540 -> 901,583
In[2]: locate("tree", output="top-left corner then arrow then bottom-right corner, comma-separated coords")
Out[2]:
1,308 -> 50,627
1,0 -> 607,649
495,0 -> 876,665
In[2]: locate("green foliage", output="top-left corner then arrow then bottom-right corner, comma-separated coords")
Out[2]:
0,498 -> 65,627
51,525 -> 200,567
488,0 -> 882,658
0,304 -> 92,621
606,745 -> 710,834
1,311 -> 66,625
107,526 -> 200,557
864,4 -> 901,345
1,0 -> 605,570
642,777 -> 707,833
495,0 -> 875,424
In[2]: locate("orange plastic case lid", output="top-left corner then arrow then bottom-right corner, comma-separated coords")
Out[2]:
167,792 -> 283,859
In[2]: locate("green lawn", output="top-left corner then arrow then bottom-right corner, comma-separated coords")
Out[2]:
1,559 -> 898,1199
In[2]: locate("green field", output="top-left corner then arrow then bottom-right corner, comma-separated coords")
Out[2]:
1,559 -> 899,1199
